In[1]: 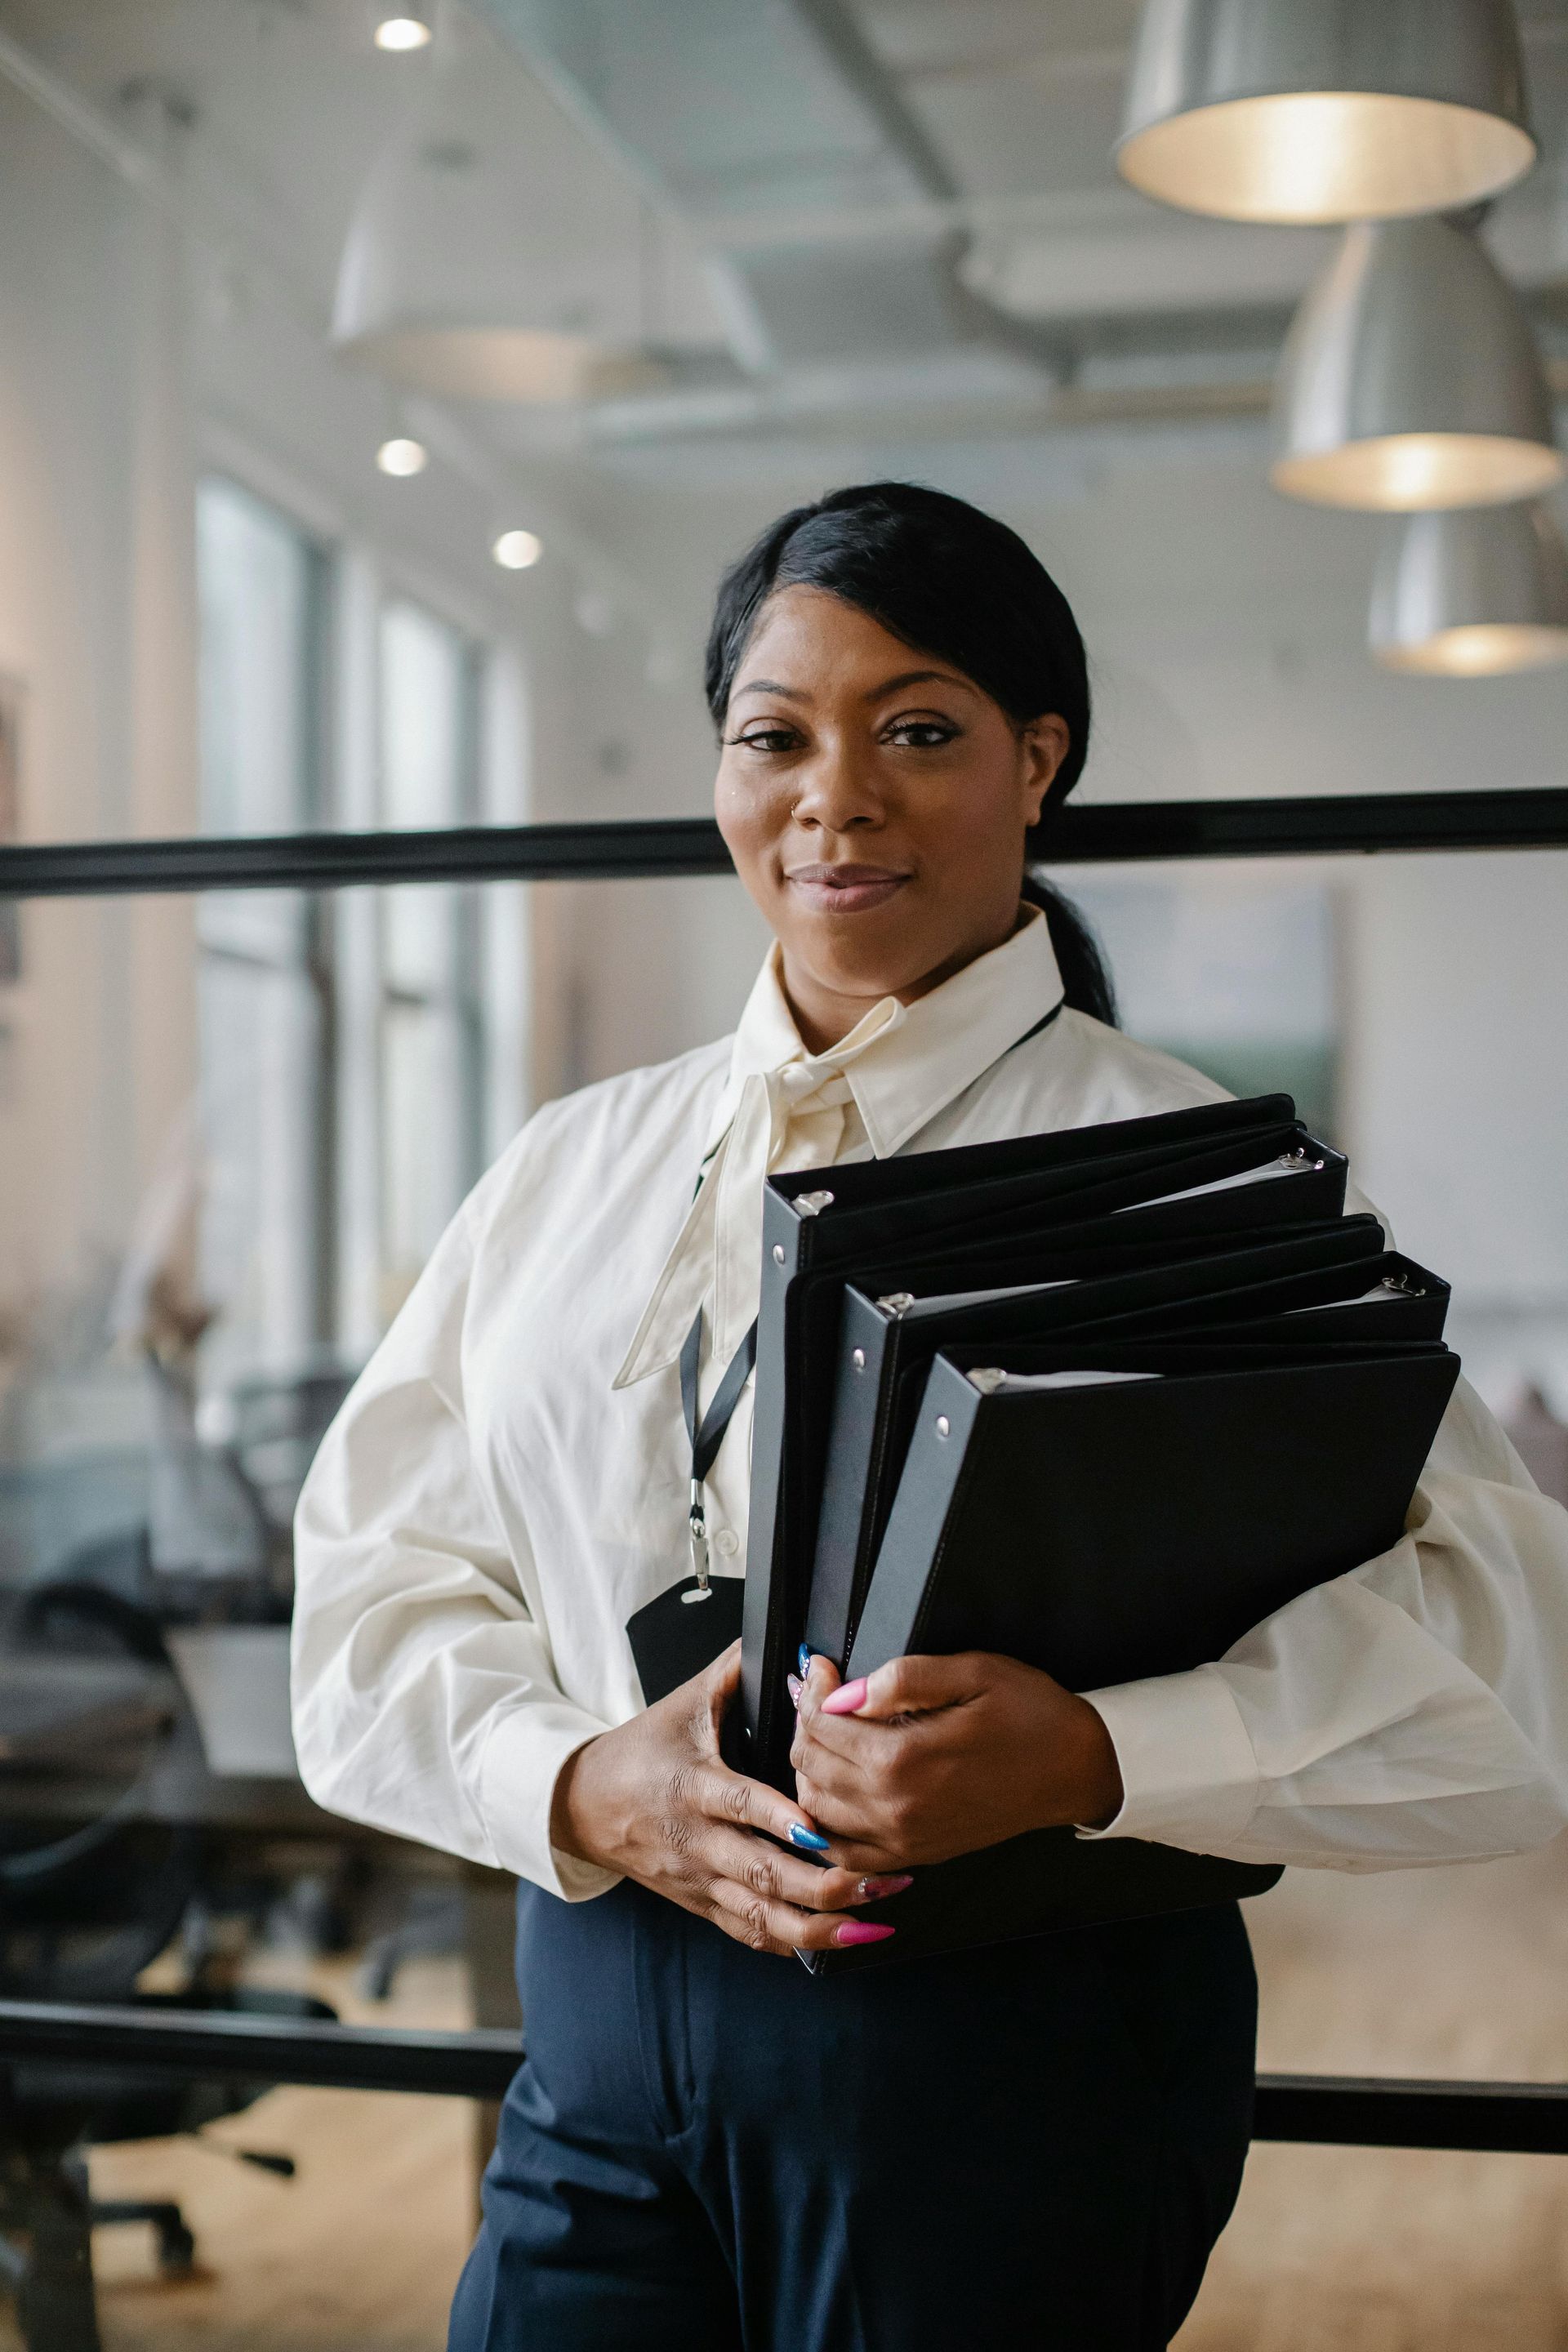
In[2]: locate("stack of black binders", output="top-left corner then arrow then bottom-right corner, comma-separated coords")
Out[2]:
735,1094 -> 1459,1974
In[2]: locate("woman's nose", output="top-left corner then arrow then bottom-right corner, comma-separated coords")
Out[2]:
791,739 -> 884,831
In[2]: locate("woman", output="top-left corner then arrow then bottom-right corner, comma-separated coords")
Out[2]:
292,483 -> 1568,2350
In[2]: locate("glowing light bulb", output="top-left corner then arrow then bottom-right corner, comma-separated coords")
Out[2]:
492,529 -> 542,571
374,13 -> 432,53
376,435 -> 428,478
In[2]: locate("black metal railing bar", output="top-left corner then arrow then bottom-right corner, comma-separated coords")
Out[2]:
1,788 -> 1566,899
1,2001 -> 1566,2152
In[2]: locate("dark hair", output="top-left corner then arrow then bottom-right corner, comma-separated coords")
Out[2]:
705,480 -> 1116,1027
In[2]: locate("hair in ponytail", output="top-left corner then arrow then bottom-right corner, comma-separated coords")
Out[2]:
706,479 -> 1116,1025
1021,873 -> 1117,1028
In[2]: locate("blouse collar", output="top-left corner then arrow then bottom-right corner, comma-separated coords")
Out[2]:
707,902 -> 1065,1161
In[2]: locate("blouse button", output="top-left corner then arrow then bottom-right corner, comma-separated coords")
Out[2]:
715,1528 -> 740,1557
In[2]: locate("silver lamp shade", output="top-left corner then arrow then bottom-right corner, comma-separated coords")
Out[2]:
1118,0 -> 1535,225
1270,216 -> 1561,511
1370,501 -> 1568,674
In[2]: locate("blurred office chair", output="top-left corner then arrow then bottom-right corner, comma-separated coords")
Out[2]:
143,1353 -> 355,1616
0,1454 -> 151,1600
0,1579 -> 331,2352
224,1367 -> 354,1514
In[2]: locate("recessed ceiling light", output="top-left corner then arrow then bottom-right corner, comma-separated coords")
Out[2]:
376,434 -> 428,477
492,529 -> 542,571
374,10 -> 432,53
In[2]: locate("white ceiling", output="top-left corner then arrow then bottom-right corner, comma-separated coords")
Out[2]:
3,0 -> 1568,482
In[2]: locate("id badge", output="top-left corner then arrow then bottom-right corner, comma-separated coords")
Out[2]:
626,1573 -> 745,1708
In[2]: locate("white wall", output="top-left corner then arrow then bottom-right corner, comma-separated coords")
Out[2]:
0,82 -> 199,1348
1340,852 -> 1568,1408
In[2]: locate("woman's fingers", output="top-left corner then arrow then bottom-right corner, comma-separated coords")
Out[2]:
705,1875 -> 896,1958
689,1750 -> 835,1860
791,1822 -> 908,1879
791,1768 -> 909,1873
695,1824 -> 883,1914
826,1650 -> 985,1726
689,1638 -> 744,1751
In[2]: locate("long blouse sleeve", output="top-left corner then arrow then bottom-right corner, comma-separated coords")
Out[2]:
290,1160 -> 620,1901
1082,1376 -> 1568,1869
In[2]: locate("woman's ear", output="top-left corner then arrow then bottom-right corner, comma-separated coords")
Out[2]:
1019,714 -> 1071,826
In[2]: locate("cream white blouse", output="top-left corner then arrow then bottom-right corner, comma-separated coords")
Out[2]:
291,911 -> 1568,1901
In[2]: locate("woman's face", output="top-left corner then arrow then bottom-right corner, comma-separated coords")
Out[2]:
715,586 -> 1068,1049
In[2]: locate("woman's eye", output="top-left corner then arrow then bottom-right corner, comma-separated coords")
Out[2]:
731,728 -> 800,754
886,719 -> 958,749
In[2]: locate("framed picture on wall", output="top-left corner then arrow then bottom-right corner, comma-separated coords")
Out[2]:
0,676 -> 21,984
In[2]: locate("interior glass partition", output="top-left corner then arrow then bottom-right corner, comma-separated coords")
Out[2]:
0,840 -> 1563,2350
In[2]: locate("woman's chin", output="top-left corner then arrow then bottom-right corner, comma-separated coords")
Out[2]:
786,939 -> 947,1009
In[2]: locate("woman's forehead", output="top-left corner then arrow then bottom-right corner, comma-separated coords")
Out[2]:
733,586 -> 973,701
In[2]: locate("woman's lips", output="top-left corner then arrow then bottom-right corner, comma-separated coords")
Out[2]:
785,865 -> 911,915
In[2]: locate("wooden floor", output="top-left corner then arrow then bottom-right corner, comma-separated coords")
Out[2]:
7,1844 -> 1568,2347
1178,1837 -> 1568,2350
7,1956 -> 478,2352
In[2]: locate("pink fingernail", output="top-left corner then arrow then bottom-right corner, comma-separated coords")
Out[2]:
857,1875 -> 913,1900
834,1920 -> 896,1947
822,1677 -> 869,1716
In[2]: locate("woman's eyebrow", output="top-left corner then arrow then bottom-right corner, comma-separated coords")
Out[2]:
864,668 -> 974,701
733,677 -> 808,702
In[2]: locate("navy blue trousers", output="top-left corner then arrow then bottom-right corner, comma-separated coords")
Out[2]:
448,1880 -> 1257,2352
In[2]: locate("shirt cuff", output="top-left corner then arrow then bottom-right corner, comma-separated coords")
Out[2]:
478,1699 -> 624,1901
1076,1664 -> 1261,1852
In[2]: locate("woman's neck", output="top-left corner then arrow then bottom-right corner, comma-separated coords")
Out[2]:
777,911 -> 1026,1055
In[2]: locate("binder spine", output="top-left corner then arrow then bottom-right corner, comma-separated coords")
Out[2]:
805,1289 -> 898,1671
846,1360 -> 982,1681
739,1187 -> 808,1773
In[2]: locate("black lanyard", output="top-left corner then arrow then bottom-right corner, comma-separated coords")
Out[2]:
679,1307 -> 757,1595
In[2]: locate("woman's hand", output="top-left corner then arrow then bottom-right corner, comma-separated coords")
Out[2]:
550,1642 -> 908,1958
790,1650 -> 1124,1873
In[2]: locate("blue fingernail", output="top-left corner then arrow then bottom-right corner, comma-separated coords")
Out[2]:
798,1642 -> 813,1677
788,1823 -> 830,1852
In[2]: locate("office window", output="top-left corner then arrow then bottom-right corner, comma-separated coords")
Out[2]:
376,599 -> 484,1320
195,479 -> 332,1390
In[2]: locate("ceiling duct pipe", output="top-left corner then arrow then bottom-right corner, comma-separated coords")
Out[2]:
473,0 -> 1062,399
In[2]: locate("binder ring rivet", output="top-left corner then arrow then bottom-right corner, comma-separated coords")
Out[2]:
852,1348 -> 866,1370
935,1415 -> 950,1438
772,1245 -> 786,1265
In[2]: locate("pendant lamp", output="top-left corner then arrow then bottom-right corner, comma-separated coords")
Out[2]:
332,73 -> 649,404
1270,215 -> 1561,510
1370,501 -> 1568,674
1118,0 -> 1535,224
